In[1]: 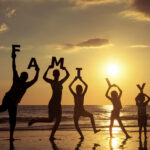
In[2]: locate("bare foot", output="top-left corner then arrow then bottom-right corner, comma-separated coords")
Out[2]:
94,129 -> 101,134
126,135 -> 132,139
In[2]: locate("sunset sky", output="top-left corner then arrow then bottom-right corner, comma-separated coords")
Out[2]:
0,0 -> 150,105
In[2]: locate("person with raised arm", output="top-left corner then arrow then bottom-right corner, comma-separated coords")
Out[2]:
105,79 -> 130,138
69,75 -> 100,139
135,91 -> 150,139
28,65 -> 69,140
0,47 -> 39,141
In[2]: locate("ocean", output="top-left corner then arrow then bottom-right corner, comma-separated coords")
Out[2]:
0,105 -> 150,132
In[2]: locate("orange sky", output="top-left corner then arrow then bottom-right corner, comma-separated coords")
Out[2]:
0,0 -> 150,105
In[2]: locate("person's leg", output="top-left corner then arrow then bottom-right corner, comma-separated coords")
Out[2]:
0,105 -> 7,112
82,110 -> 100,133
50,108 -> 62,140
74,115 -> 84,139
144,117 -> 147,138
0,96 -> 8,112
117,117 -> 130,138
110,117 -> 114,138
138,118 -> 142,139
8,105 -> 17,141
139,126 -> 142,139
144,126 -> 147,138
28,105 -> 54,126
28,118 -> 53,126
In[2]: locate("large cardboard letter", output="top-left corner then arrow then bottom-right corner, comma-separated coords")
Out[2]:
12,44 -> 20,54
50,57 -> 64,68
76,68 -> 82,77
28,57 -> 38,69
136,83 -> 146,93
106,78 -> 111,87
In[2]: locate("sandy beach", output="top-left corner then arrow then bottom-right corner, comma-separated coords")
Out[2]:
0,129 -> 149,150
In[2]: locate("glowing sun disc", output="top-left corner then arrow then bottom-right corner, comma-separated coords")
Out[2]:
106,64 -> 119,77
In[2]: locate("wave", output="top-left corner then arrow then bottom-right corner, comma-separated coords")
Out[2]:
0,124 -> 150,131
1,116 -> 150,123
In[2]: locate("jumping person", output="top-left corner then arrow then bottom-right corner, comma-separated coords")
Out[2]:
0,49 -> 39,141
135,92 -> 150,139
69,76 -> 100,139
28,65 -> 69,140
105,82 -> 130,138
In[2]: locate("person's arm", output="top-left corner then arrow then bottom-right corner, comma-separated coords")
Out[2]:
69,77 -> 77,95
12,51 -> 19,80
143,93 -> 150,105
114,84 -> 122,98
105,86 -> 112,100
59,67 -> 70,84
79,77 -> 88,95
43,65 -> 53,83
26,67 -> 40,87
135,95 -> 140,105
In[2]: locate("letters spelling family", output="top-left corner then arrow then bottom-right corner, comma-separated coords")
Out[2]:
12,45 -> 65,69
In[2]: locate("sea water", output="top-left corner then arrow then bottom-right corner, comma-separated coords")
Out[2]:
0,105 -> 150,132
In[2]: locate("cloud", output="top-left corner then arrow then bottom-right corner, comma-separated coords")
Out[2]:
0,0 -> 120,3
70,0 -> 121,6
6,8 -> 16,18
130,44 -> 150,48
58,38 -> 111,51
121,0 -> 150,22
77,38 -> 109,47
131,0 -> 150,17
121,10 -> 150,22
0,0 -> 61,2
0,46 -> 9,50
0,23 -> 8,32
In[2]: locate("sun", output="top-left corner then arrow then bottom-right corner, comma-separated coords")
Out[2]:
106,64 -> 120,77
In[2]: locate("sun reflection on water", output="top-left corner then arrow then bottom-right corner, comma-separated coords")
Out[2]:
110,137 -> 128,150
110,138 -> 120,150
112,120 -> 121,133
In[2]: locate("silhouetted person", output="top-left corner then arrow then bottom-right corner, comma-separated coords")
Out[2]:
0,50 -> 39,141
28,65 -> 69,140
105,84 -> 130,138
69,76 -> 100,139
135,93 -> 150,139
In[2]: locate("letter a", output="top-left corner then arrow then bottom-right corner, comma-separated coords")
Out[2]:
27,58 -> 38,69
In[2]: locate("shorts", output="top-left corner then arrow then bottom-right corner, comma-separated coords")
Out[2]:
74,108 -> 92,119
111,109 -> 120,119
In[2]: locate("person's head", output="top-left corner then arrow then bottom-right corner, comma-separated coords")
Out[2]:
53,69 -> 60,79
136,93 -> 145,103
76,84 -> 83,95
20,72 -> 28,82
111,90 -> 118,99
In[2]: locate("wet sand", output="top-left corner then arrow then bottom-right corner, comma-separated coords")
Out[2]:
0,130 -> 149,150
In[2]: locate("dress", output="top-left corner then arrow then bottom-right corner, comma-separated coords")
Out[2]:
48,81 -> 63,120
